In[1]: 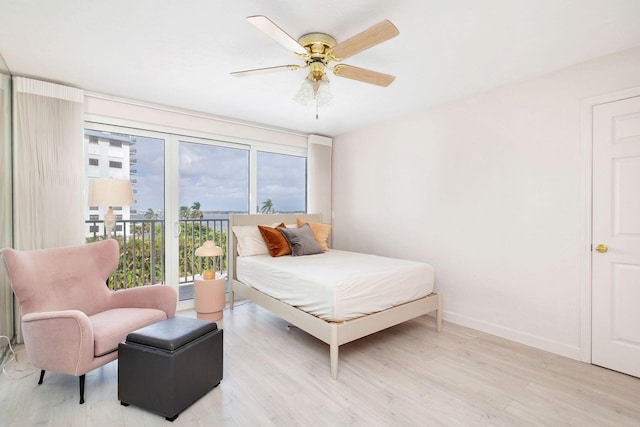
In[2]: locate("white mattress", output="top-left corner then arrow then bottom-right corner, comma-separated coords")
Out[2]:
236,250 -> 434,321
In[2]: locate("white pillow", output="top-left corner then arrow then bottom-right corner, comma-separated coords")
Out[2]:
232,225 -> 269,257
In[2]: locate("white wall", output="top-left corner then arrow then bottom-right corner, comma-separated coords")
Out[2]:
332,46 -> 640,360
85,93 -> 309,149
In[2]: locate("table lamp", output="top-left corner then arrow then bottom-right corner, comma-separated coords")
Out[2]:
195,241 -> 223,279
88,178 -> 134,238
194,241 -> 226,321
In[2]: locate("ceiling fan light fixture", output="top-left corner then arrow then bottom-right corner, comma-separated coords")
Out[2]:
293,78 -> 315,106
292,74 -> 332,117
315,79 -> 332,106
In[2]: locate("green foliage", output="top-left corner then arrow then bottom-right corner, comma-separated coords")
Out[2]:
260,198 -> 274,214
179,201 -> 204,219
88,220 -> 228,290
190,201 -> 203,219
178,221 -> 227,279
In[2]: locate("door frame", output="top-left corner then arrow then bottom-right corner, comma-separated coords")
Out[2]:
580,86 -> 640,363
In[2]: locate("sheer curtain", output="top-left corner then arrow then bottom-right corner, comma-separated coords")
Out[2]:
0,74 -> 12,345
12,77 -> 85,341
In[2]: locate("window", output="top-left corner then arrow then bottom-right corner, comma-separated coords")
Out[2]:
178,140 -> 249,290
84,124 -> 308,296
89,158 -> 98,166
84,128 -> 165,290
179,141 -> 249,215
257,151 -> 306,214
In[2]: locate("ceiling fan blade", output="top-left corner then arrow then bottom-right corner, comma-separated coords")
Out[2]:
333,65 -> 396,87
246,15 -> 307,55
331,20 -> 399,60
231,65 -> 300,77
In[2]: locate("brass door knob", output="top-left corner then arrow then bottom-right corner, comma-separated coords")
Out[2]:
595,244 -> 608,253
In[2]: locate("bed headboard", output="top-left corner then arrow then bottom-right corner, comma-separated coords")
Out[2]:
228,213 -> 323,281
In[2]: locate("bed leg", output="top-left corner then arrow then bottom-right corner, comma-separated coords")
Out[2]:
330,325 -> 339,380
436,293 -> 442,332
330,345 -> 339,380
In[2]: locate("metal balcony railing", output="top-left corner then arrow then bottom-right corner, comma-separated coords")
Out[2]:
85,218 -> 229,291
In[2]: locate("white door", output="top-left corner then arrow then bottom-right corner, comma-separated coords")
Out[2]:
592,95 -> 640,378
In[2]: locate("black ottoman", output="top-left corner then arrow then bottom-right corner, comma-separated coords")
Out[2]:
118,316 -> 223,421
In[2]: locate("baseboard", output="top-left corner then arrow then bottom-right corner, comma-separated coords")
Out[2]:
443,310 -> 583,361
176,299 -> 194,312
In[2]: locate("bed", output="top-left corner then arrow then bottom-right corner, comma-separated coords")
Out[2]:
228,213 -> 441,379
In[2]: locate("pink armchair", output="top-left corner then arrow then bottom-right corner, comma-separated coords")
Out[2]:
1,239 -> 177,404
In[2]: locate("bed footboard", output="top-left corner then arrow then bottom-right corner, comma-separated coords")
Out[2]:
230,277 -> 441,379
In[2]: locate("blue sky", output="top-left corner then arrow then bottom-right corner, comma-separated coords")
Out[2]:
131,135 -> 305,213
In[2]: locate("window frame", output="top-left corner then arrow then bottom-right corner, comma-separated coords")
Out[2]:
83,120 -> 308,310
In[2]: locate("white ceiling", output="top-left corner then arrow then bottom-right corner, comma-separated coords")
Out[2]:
1,0 -> 640,137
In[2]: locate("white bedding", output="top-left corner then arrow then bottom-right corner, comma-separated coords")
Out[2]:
236,250 -> 434,321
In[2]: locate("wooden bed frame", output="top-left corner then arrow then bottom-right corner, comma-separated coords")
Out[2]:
228,213 -> 442,379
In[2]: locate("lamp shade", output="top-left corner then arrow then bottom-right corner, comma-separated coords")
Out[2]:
195,241 -> 223,257
293,78 -> 315,106
88,178 -> 134,207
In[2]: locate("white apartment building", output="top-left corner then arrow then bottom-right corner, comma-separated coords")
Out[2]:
85,130 -> 136,236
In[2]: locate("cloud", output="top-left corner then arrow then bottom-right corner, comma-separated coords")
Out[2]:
128,136 -> 306,213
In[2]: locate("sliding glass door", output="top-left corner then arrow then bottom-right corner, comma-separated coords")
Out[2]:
177,139 -> 249,300
84,128 -> 166,290
85,123 -> 306,308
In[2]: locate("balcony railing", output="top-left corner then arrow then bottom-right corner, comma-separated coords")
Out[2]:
86,218 -> 229,292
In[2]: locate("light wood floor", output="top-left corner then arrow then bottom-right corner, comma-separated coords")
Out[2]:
1,301 -> 639,426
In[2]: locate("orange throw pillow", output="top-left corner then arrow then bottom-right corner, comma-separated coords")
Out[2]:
296,218 -> 331,251
257,223 -> 291,257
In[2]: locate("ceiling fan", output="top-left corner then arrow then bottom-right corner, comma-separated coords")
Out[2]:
231,15 -> 399,116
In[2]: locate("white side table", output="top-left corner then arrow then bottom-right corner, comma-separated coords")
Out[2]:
194,277 -> 226,321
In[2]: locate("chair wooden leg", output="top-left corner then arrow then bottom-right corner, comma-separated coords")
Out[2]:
38,371 -> 85,404
79,374 -> 85,404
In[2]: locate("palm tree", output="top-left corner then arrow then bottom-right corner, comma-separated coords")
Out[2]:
144,208 -> 156,220
260,199 -> 274,214
179,205 -> 191,219
190,201 -> 203,219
